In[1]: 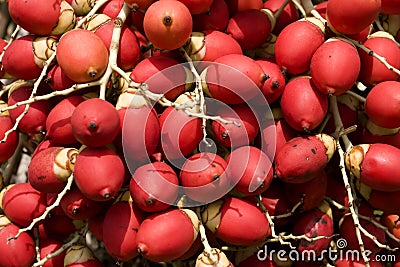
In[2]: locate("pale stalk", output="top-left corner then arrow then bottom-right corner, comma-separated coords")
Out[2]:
0,25 -> 20,62
358,214 -> 400,247
98,2 -> 131,100
3,132 -> 25,185
10,174 -> 74,240
74,0 -> 111,29
271,200 -> 303,220
291,0 -> 306,18
32,224 -> 89,267
345,90 -> 366,103
257,195 -> 277,237
324,196 -> 349,211
274,0 -> 291,20
357,220 -> 397,251
196,208 -> 224,267
180,48 -> 210,145
0,53 -> 56,143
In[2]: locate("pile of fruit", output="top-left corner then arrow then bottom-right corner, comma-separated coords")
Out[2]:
1,0 -> 400,266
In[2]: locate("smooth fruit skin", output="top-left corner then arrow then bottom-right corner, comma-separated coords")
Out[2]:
180,152 -> 229,203
8,0 -> 61,36
204,54 -> 267,104
2,182 -> 47,227
46,95 -> 85,145
358,36 -> 400,86
346,143 -> 400,192
381,213 -> 400,246
46,64 -> 76,91
212,103 -> 259,147
159,107 -> 202,161
178,0 -> 214,14
136,209 -> 198,262
8,86 -> 52,135
121,107 -> 160,164
130,161 -> 179,212
274,135 -> 333,183
2,35 -> 42,80
365,81 -> 400,128
124,0 -> 155,11
73,146 -> 125,201
56,29 -> 109,83
381,0 -> 400,14
263,0 -> 299,34
143,0 -> 193,50
203,197 -> 271,246
226,146 -> 273,196
102,201 -> 144,261
0,116 -> 19,163
310,38 -> 361,96
39,238 -> 66,267
71,98 -> 120,147
225,0 -> 263,16
275,20 -> 325,75
192,0 -> 230,32
226,9 -> 272,51
185,30 -> 243,62
280,76 -> 328,132
327,0 -> 381,34
0,223 -> 36,267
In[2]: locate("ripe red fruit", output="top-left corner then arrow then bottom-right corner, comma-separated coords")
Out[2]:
366,81 -> 400,128
185,30 -> 242,62
28,147 -> 78,193
130,161 -> 179,212
381,0 -> 400,14
71,98 -> 120,147
255,59 -> 286,104
121,107 -> 160,164
136,209 -> 198,262
56,29 -> 109,83
46,64 -> 76,91
357,182 -> 400,214
203,197 -> 271,246
73,146 -> 125,201
124,0 -> 155,11
274,134 -> 336,183
381,213 -> 400,246
129,55 -> 186,100
60,186 -> 105,220
346,143 -> 400,192
0,223 -> 36,267
238,253 -> 277,267
143,0 -> 192,50
8,86 -> 52,135
211,103 -> 259,147
159,107 -> 202,162
178,0 -> 214,14
46,96 -> 85,145
102,201 -> 144,261
226,145 -> 273,195
0,116 -> 19,163
280,76 -> 328,131
90,17 -> 141,70
225,0 -> 263,16
310,38 -> 361,95
203,54 -> 267,104
358,35 -> 400,86
275,20 -> 325,75
226,9 -> 272,51
39,238 -> 66,267
180,152 -> 229,203
1,182 -> 47,227
263,0 -> 299,34
192,0 -> 230,31
327,0 -> 381,34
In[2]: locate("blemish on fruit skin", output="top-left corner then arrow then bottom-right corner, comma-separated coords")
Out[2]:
311,148 -> 316,154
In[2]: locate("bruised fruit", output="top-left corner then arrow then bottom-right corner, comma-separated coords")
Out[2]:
56,29 -> 109,83
143,0 -> 193,50
28,147 -> 78,193
73,146 -> 125,201
136,208 -> 199,262
71,98 -> 120,147
274,134 -> 336,183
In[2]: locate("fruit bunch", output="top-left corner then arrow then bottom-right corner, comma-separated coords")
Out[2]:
1,0 -> 400,266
